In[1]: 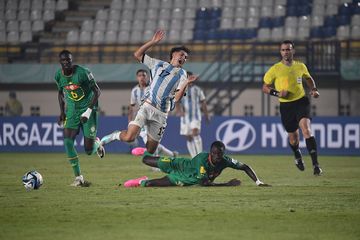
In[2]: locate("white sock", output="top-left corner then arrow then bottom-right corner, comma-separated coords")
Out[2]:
115,131 -> 121,140
193,135 -> 203,155
157,144 -> 174,157
187,140 -> 197,158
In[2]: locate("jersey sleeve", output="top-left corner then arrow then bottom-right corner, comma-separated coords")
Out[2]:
301,63 -> 312,79
54,71 -> 62,91
224,155 -> 245,170
199,88 -> 206,101
263,65 -> 276,85
176,69 -> 188,91
142,54 -> 162,70
130,88 -> 136,105
80,67 -> 96,88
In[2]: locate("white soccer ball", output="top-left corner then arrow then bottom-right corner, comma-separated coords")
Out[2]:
22,171 -> 43,190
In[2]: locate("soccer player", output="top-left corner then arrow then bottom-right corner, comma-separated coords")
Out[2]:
129,69 -> 178,157
101,30 -> 197,154
55,50 -> 105,187
124,141 -> 270,187
262,40 -> 322,176
176,71 -> 209,157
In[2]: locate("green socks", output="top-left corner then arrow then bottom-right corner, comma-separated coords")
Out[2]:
64,137 -> 81,177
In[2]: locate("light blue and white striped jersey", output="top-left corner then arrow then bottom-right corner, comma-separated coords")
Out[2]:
130,85 -> 148,106
181,85 -> 206,123
142,54 -> 188,113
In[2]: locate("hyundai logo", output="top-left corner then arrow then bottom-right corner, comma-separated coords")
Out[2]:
216,119 -> 256,152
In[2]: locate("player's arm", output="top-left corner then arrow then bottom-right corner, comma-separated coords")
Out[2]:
304,76 -> 320,98
57,90 -> 66,126
237,163 -> 271,187
80,82 -> 101,123
175,75 -> 198,102
128,104 -> 136,122
174,101 -> 184,116
200,178 -> 241,187
200,100 -> 210,123
134,30 -> 165,62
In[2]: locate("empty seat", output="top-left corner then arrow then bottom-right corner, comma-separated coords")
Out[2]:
134,9 -> 146,20
79,31 -> 92,44
149,0 -> 161,8
222,8 -> 234,18
120,20 -> 131,31
56,0 -> 68,11
30,10 -> 42,21
181,29 -> 193,42
249,0 -> 261,7
285,16 -> 298,28
248,7 -> 260,17
81,20 -> 93,32
18,10 -> 30,21
20,21 -> 31,31
121,9 -> 134,20
158,19 -> 170,30
235,7 -> 247,18
132,20 -> 144,31
261,6 -> 273,17
107,20 -> 119,31
144,20 -> 157,31
118,30 -> 130,43
298,16 -> 310,28
96,9 -> 108,21
161,0 -> 173,9
247,17 -> 259,28
19,0 -> 31,10
94,20 -> 106,31
313,0 -> 325,4
198,0 -> 211,8
136,0 -> 148,9
170,19 -> 183,30
0,31 -> 6,43
143,30 -> 154,41
66,30 -> 79,44
184,9 -> 196,18
325,4 -> 338,15
123,0 -> 136,9
105,30 -> 117,44
220,18 -> 233,29
337,25 -> 350,40
32,20 -> 44,31
20,31 -> 33,42
167,29 -> 180,43
172,8 -> 183,19
298,27 -> 310,39
261,0 -> 274,7
32,0 -> 43,10
271,27 -> 284,41
312,4 -> 325,17
147,9 -> 158,19
92,31 -> 104,44
7,20 -> 19,32
130,30 -> 143,43
186,0 -> 198,9
275,0 -> 286,5
109,9 -> 120,21
6,0 -> 18,10
258,28 -> 271,41
0,20 -> 5,31
312,15 -> 324,27
7,31 -> 19,43
5,10 -> 17,20
158,9 -> 171,19
224,0 -> 235,7
352,15 -> 360,26
173,0 -> 186,8
284,27 -> 296,39
234,18 -> 246,28
183,19 -> 195,29
43,10 -> 55,21
44,0 -> 56,10
351,25 -> 360,39
111,0 -> 122,10
274,5 -> 286,17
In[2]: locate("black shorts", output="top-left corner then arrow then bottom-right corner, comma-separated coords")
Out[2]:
280,97 -> 311,133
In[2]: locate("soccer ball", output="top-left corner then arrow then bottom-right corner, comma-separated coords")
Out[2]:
22,171 -> 43,190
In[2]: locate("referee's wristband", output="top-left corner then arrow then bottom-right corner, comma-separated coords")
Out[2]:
269,89 -> 279,97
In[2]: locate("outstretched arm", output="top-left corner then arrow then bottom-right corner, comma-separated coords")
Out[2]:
134,30 -> 165,62
174,75 -> 198,102
238,164 -> 271,187
200,178 -> 241,187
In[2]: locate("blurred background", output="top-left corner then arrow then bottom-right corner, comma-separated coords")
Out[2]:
0,0 -> 359,154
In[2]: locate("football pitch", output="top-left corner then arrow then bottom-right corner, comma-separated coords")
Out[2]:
0,153 -> 359,240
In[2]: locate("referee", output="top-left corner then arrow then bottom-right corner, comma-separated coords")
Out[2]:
262,40 -> 322,176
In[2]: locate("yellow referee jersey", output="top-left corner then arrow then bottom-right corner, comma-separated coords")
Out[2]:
263,61 -> 312,102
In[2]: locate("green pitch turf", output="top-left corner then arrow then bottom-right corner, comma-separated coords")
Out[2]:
0,153 -> 359,240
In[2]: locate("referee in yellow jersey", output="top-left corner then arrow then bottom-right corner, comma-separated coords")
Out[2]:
262,40 -> 322,176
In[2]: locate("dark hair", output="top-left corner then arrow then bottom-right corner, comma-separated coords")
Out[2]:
136,69 -> 148,75
281,40 -> 295,49
169,46 -> 190,60
59,49 -> 72,58
211,141 -> 225,151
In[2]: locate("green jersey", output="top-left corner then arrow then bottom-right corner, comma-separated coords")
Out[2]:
158,152 -> 245,186
55,65 -> 97,111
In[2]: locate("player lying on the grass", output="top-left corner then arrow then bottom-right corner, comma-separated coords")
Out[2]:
124,141 -> 271,187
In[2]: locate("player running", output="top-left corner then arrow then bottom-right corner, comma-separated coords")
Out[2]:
124,141 -> 271,187
101,30 -> 197,154
55,50 -> 105,187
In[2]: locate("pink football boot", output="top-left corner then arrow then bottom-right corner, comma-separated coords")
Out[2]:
131,147 -> 146,156
124,176 -> 148,188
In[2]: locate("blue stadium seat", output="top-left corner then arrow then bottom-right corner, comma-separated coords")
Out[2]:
272,17 -> 285,27
337,15 -> 351,26
310,27 -> 323,38
286,6 -> 297,17
208,19 -> 220,29
193,30 -> 206,41
322,26 -> 337,38
298,5 -> 311,16
324,16 -> 338,27
210,8 -> 221,18
339,4 -> 352,16
196,8 -> 208,19
195,19 -> 207,30
259,17 -> 272,28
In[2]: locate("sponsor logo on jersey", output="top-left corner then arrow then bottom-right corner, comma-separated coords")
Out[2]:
64,84 -> 80,90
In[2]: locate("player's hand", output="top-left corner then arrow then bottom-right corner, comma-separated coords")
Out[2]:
258,182 -> 271,187
226,178 -> 241,186
58,113 -> 66,127
187,75 -> 198,84
310,88 -> 320,98
152,30 -> 165,43
80,108 -> 92,124
278,90 -> 288,98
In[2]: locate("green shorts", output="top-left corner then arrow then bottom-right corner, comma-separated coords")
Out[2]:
64,108 -> 98,139
157,157 -> 201,186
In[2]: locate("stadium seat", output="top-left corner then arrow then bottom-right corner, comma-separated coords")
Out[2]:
248,7 -> 260,18
236,0 -> 248,7
323,26 -> 336,38
274,5 -> 286,17
259,17 -> 272,28
170,19 -> 183,30
94,20 -> 106,31
172,8 -> 184,19
247,17 -> 259,28
183,19 -> 195,29
261,6 -> 273,17
120,20 -> 131,31
19,21 -> 31,31
271,27 -> 284,41
5,9 -> 17,21
111,0 -> 122,10
32,20 -> 44,31
167,29 -> 180,43
195,19 -> 207,30
324,15 -> 338,27
257,28 -> 271,41
224,0 -> 236,8
118,30 -> 130,43
312,5 -> 326,17
44,0 -> 56,10
79,31 -> 92,44
351,25 -> 360,39
339,3 -> 352,15
144,21 -> 157,31
20,31 -> 32,42
325,4 -> 338,16
337,25 -> 350,40
158,9 -> 171,19
18,10 -> 30,21
284,27 -> 296,39
43,10 -> 55,21
327,0 -> 340,5
107,20 -> 119,31
7,31 -> 19,43
286,6 -> 297,17
313,0 -> 326,5
132,20 -> 144,31
173,0 -> 186,9
0,31 -> 6,43
249,0 -> 261,7
96,9 -> 108,21
30,10 -> 42,21
235,7 -> 247,18
121,9 -> 133,20
6,0 -> 18,10
158,19 -> 170,30
32,0 -> 43,10
338,15 -> 351,26
298,16 -> 310,28
0,11 -> 4,21
130,30 -> 143,43
7,20 -> 19,32
233,18 -> 246,28
275,0 -> 286,5
198,0 -> 212,8
312,15 -> 324,27
351,14 -> 360,26
161,0 -> 173,9
123,0 -> 136,9
19,0 -> 31,10
222,8 -> 234,19
220,18 -> 233,29
0,20 -> 5,31
56,0 -> 68,11
136,0 -> 148,9
184,8 -> 196,18
134,9 -> 147,20
297,27 -> 310,39
66,30 -> 79,44
108,10 -> 120,22
143,30 -> 154,41
193,29 -> 206,41
105,30 -> 117,44
147,9 -> 158,19
82,20 -> 94,32
261,0 -> 274,7
93,31 -> 105,44
181,29 -> 193,42
272,17 -> 285,27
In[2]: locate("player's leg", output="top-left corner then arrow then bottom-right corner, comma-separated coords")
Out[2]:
142,154 -> 160,168
156,144 -> 178,157
101,124 -> 141,145
288,130 -> 304,171
141,176 -> 174,187
192,127 -> 203,155
299,117 -> 322,175
82,110 -> 104,158
186,135 -> 196,157
181,119 -> 196,157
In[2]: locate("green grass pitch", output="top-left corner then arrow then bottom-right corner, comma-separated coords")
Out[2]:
0,153 -> 359,240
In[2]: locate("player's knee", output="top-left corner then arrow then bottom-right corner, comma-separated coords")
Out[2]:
63,138 -> 74,150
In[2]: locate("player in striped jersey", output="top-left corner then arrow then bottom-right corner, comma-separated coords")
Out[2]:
176,72 -> 209,157
101,30 -> 197,155
129,69 -> 178,157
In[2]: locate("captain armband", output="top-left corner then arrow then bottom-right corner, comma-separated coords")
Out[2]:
269,89 -> 280,97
